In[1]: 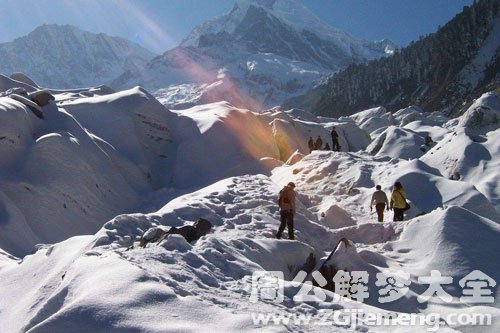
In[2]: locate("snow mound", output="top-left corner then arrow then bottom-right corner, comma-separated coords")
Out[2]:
336,121 -> 372,151
387,206 -> 500,289
61,86 -> 175,189
350,106 -> 388,124
159,233 -> 192,252
171,102 -> 279,187
0,74 -> 37,94
393,105 -> 427,126
320,239 -> 373,275
458,91 -> 500,137
367,126 -> 427,159
350,106 -> 395,135
318,202 -> 356,229
0,98 -> 141,256
403,121 -> 450,142
422,92 -> 500,211
9,72 -> 39,88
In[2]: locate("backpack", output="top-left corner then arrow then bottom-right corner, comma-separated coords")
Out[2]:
277,187 -> 290,207
397,190 -> 411,211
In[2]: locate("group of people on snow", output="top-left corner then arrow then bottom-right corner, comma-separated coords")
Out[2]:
308,127 -> 341,153
276,181 -> 410,240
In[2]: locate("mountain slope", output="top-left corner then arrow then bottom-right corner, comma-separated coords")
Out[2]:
289,0 -> 500,117
114,0 -> 395,109
0,24 -> 156,89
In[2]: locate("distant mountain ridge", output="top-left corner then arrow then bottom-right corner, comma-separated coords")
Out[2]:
181,0 -> 395,69
288,0 -> 500,117
113,0 -> 396,109
0,24 -> 157,89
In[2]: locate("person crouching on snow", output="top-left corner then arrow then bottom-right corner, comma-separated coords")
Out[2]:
276,182 -> 296,240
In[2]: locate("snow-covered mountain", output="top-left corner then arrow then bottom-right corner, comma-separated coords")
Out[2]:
113,0 -> 395,109
0,71 -> 499,331
293,0 -> 500,117
0,24 -> 157,89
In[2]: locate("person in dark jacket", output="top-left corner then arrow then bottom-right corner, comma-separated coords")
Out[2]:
308,137 -> 314,153
331,127 -> 341,151
276,182 -> 296,240
314,136 -> 323,150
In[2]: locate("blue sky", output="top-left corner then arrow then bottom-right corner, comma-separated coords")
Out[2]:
0,0 -> 474,54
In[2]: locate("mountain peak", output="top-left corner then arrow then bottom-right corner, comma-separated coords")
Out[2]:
182,0 -> 394,60
141,0 -> 396,109
29,23 -> 82,36
0,24 -> 157,89
237,0 -> 278,10
27,24 -> 120,43
235,0 -> 342,36
182,0 -> 351,48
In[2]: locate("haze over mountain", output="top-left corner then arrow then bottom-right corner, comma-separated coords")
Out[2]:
0,24 -> 156,89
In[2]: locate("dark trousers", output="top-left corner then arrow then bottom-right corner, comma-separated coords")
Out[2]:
331,139 -> 340,151
393,208 -> 405,221
375,203 -> 386,222
277,210 -> 294,240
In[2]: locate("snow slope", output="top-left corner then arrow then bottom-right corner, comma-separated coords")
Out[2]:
1,78 -> 499,332
0,83 -> 369,257
1,165 -> 498,332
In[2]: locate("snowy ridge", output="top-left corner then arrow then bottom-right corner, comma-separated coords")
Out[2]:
183,0 -> 352,48
1,74 -> 499,331
182,0 -> 395,59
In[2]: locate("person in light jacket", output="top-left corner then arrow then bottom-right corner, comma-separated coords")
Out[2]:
371,185 -> 389,222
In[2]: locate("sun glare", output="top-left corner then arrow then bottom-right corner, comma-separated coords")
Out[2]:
111,0 -> 177,52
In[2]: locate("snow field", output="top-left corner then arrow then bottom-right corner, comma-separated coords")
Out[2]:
0,81 -> 499,332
